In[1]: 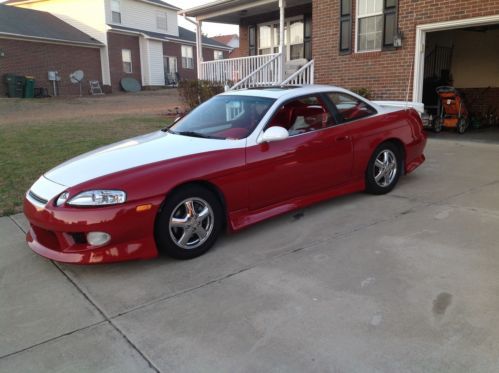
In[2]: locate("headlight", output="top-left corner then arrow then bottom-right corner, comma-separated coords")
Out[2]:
56,192 -> 70,206
67,190 -> 127,206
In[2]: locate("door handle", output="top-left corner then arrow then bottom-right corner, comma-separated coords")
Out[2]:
335,135 -> 350,142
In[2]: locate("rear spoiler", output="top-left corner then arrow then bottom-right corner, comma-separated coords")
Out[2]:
373,101 -> 425,115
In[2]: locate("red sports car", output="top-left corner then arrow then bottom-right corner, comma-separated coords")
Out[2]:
24,86 -> 426,264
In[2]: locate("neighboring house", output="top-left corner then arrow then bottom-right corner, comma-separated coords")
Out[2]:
0,4 -> 103,96
212,34 -> 242,58
180,0 -> 499,113
6,0 -> 232,93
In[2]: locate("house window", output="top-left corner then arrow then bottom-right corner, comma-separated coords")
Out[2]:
214,50 -> 224,60
257,17 -> 304,60
111,0 -> 121,24
181,45 -> 194,69
249,26 -> 256,56
122,49 -> 132,73
339,0 -> 352,53
156,12 -> 167,31
356,0 -> 398,52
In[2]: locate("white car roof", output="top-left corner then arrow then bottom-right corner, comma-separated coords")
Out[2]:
219,85 -> 347,99
219,85 -> 383,111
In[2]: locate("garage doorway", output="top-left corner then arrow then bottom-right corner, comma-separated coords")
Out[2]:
413,16 -> 499,141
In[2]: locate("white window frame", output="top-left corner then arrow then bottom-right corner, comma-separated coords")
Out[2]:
156,12 -> 167,31
257,16 -> 304,60
181,45 -> 194,69
122,49 -> 132,73
355,0 -> 383,53
111,0 -> 121,24
213,50 -> 224,60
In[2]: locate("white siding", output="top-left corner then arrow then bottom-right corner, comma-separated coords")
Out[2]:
105,0 -> 179,37
19,0 -> 111,85
148,40 -> 165,86
139,37 -> 150,86
139,38 -> 164,86
20,0 -> 107,43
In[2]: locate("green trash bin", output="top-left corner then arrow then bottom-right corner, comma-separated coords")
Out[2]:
3,74 -> 24,98
3,74 -> 24,97
24,76 -> 35,98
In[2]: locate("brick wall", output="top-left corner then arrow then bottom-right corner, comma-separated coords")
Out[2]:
236,1 -> 497,100
312,0 -> 499,100
107,32 -> 142,92
0,38 -> 102,97
163,42 -> 229,81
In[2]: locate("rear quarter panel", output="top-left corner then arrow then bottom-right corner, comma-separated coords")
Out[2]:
349,109 -> 424,179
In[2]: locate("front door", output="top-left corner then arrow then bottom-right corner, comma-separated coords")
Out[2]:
245,95 -> 353,211
163,56 -> 178,84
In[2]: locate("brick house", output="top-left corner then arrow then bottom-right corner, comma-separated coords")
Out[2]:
6,0 -> 232,93
0,4 -> 103,96
212,34 -> 242,58
181,0 -> 498,114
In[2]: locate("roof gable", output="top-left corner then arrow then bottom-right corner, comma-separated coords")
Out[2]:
0,4 -> 103,46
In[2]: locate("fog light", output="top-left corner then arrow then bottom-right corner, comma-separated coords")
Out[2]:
86,232 -> 111,246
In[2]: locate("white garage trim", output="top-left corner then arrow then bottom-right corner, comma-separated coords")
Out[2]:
413,14 -> 499,104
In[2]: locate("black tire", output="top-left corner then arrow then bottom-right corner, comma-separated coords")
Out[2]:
365,142 -> 403,195
155,185 -> 223,260
456,118 -> 468,134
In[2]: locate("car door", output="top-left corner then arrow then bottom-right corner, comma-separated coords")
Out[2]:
245,94 -> 354,211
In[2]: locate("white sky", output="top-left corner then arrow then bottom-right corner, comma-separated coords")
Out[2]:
168,0 -> 239,37
0,0 -> 239,37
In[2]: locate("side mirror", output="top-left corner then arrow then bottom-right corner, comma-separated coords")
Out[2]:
260,126 -> 289,143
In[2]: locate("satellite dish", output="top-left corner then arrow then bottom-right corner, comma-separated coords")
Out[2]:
69,70 -> 84,96
69,70 -> 84,84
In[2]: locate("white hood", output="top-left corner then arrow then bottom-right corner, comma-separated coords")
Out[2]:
45,131 -> 245,187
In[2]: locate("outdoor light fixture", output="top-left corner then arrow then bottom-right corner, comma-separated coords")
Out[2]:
393,31 -> 403,48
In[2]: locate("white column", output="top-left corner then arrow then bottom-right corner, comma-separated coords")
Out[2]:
279,0 -> 286,84
196,20 -> 203,80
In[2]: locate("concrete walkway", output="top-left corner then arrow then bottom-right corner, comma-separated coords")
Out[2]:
1,139 -> 499,372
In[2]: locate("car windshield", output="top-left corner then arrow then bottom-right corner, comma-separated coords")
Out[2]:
169,95 -> 275,140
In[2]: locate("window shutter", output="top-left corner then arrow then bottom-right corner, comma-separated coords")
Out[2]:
339,0 -> 352,54
382,0 -> 398,49
304,14 -> 312,60
249,25 -> 256,56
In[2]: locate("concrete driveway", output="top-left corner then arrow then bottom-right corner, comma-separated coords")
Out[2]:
1,138 -> 499,372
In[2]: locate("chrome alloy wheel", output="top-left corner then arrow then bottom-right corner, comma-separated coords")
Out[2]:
373,149 -> 398,188
169,198 -> 214,250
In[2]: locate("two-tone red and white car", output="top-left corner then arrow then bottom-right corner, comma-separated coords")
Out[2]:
24,86 -> 426,264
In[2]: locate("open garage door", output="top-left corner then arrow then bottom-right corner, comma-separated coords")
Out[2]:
413,16 -> 499,142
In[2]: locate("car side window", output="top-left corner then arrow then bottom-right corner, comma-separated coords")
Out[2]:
267,96 -> 335,136
327,92 -> 377,122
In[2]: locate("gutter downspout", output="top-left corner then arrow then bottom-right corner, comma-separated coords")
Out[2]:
182,15 -> 203,80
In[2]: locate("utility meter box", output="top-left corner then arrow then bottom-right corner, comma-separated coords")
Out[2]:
48,71 -> 61,81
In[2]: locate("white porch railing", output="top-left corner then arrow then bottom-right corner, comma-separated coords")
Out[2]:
200,53 -> 280,84
200,54 -> 315,89
281,59 -> 315,85
230,53 -> 282,90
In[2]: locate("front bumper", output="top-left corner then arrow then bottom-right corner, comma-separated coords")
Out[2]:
24,196 -> 162,264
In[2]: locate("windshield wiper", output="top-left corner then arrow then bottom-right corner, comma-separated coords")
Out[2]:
175,131 -> 212,139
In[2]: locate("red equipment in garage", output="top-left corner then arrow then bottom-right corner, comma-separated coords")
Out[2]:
434,86 -> 470,134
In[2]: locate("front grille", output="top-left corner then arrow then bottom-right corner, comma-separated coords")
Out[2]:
70,233 -> 87,245
28,190 -> 48,205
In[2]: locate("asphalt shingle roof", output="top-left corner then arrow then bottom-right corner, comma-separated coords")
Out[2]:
108,24 -> 232,50
0,4 -> 103,46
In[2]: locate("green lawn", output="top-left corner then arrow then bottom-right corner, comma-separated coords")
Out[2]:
0,116 -> 172,216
